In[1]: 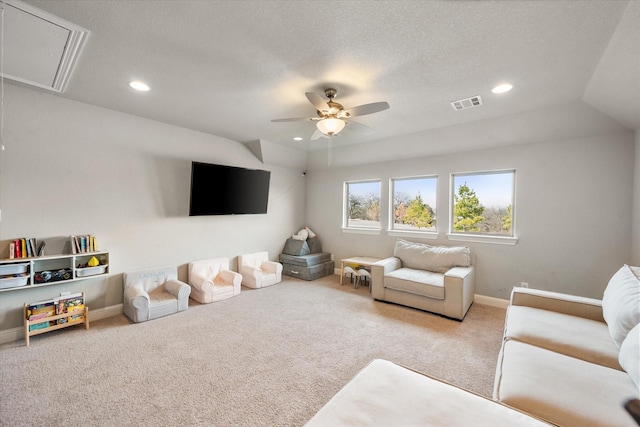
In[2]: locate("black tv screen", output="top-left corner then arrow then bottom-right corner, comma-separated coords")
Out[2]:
189,162 -> 271,216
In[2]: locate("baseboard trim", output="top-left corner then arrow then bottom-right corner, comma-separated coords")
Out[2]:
473,294 -> 509,309
0,304 -> 123,345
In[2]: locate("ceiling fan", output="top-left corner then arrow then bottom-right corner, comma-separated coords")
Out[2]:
271,88 -> 390,140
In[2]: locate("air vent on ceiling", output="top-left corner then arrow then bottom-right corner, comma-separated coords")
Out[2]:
450,95 -> 482,111
0,0 -> 89,93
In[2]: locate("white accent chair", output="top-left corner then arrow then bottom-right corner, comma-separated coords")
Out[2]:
188,257 -> 242,303
123,265 -> 191,323
372,239 -> 475,320
238,251 -> 282,289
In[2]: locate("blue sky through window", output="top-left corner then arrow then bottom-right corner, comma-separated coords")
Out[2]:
453,171 -> 513,208
393,177 -> 437,208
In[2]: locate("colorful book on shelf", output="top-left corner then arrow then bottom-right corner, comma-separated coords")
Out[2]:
68,304 -> 86,322
27,301 -> 56,329
55,293 -> 84,324
25,238 -> 32,258
28,322 -> 51,332
14,239 -> 21,259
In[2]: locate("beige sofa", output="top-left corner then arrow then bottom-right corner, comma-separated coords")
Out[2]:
371,239 -> 475,320
494,264 -> 640,427
306,359 -> 551,426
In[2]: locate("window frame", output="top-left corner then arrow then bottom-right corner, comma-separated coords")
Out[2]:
342,179 -> 382,235
387,174 -> 438,240
447,169 -> 518,245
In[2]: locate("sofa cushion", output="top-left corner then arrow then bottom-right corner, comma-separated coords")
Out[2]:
394,239 -> 470,274
279,252 -> 331,267
504,306 -> 621,370
306,237 -> 322,254
619,323 -> 639,390
494,340 -> 638,427
384,268 -> 445,299
282,238 -> 310,256
602,264 -> 640,348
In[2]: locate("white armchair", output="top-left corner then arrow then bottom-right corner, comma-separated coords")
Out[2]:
123,265 -> 191,323
372,239 -> 475,320
188,257 -> 242,303
238,251 -> 282,289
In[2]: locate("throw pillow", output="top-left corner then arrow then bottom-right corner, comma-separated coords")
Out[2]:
602,264 -> 640,348
619,323 -> 639,389
393,239 -> 470,274
292,228 -> 309,241
305,226 -> 317,238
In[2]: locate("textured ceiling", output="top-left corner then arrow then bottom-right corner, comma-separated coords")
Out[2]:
15,0 -> 639,157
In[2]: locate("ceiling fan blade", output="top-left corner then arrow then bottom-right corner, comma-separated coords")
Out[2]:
271,117 -> 316,122
311,128 -> 324,140
306,92 -> 329,111
342,101 -> 390,118
344,119 -> 375,134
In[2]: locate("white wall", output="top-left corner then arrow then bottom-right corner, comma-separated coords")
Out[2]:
0,84 -> 305,331
305,131 -> 635,300
633,130 -> 640,264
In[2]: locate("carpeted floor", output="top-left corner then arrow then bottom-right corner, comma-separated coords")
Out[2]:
0,275 -> 506,426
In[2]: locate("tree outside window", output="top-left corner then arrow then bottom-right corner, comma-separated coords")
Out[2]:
451,171 -> 514,236
391,176 -> 437,232
345,180 -> 381,229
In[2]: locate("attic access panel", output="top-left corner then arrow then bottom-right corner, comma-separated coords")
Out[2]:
0,0 -> 89,93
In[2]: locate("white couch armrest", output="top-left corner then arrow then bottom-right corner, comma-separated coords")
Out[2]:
218,269 -> 241,286
123,283 -> 150,323
124,283 -> 149,308
371,257 -> 402,299
510,287 -> 604,322
261,260 -> 283,275
165,279 -> 191,312
189,271 -> 214,293
443,266 -> 475,320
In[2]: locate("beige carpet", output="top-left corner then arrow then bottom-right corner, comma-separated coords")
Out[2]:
0,275 -> 506,426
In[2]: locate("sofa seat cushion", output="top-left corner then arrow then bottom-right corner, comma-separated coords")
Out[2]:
505,306 -> 621,370
147,287 -> 179,319
384,268 -> 444,299
307,359 -> 550,426
495,340 -> 637,427
279,252 -> 331,267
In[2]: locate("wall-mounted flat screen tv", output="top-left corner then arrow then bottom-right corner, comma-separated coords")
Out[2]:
189,161 -> 271,216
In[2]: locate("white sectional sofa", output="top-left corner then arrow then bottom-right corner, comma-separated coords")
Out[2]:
305,359 -> 551,426
494,265 -> 640,427
372,239 -> 475,320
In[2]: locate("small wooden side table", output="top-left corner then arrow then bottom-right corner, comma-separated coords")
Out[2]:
340,256 -> 381,286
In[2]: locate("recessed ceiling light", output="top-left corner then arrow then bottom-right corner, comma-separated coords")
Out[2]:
293,137 -> 303,141
129,81 -> 150,91
491,83 -> 513,94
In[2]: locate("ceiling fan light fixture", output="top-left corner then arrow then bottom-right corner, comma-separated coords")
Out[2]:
316,118 -> 345,136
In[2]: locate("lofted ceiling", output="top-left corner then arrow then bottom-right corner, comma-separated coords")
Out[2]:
7,0 -> 640,159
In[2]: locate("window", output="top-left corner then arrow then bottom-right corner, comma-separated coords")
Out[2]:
390,176 -> 437,233
344,180 -> 381,230
450,170 -> 515,239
